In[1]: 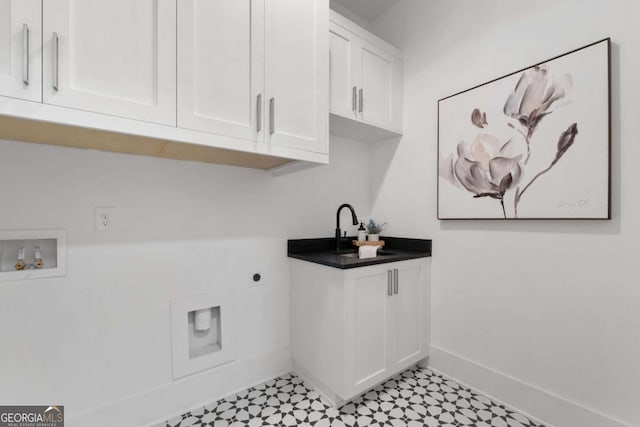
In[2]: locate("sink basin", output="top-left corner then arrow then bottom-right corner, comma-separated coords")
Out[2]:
338,250 -> 396,259
339,252 -> 360,258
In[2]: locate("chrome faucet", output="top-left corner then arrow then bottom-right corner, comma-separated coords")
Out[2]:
335,203 -> 359,251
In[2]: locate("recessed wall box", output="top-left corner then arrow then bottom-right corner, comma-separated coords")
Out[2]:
0,230 -> 66,282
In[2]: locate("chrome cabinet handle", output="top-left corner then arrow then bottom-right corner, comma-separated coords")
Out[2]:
256,93 -> 262,132
52,32 -> 59,91
358,88 -> 363,113
393,269 -> 399,294
22,24 -> 29,85
352,86 -> 357,112
269,97 -> 275,135
387,270 -> 393,296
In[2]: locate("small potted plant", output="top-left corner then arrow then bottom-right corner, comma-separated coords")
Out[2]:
366,219 -> 387,241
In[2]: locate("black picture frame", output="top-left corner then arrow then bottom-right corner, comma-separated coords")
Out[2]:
436,37 -> 611,220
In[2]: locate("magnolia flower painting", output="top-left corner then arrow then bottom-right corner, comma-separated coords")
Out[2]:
437,39 -> 610,219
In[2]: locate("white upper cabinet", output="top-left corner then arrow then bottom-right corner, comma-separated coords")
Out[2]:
177,0 -> 328,155
177,0 -> 264,142
329,24 -> 358,119
265,0 -> 328,154
0,0 -> 41,102
0,0 -> 329,169
329,11 -> 403,137
42,0 -> 176,126
359,42 -> 398,129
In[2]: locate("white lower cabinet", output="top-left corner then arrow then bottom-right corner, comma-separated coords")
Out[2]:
291,258 -> 430,404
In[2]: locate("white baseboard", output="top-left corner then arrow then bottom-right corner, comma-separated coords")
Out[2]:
293,356 -> 432,409
292,361 -> 345,407
429,345 -> 631,427
67,347 -> 292,427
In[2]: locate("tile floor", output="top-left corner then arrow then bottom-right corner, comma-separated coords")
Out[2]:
160,366 -> 544,427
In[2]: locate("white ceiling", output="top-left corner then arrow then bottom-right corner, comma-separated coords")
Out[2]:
331,0 -> 400,23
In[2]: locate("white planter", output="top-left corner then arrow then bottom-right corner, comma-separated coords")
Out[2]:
368,234 -> 380,241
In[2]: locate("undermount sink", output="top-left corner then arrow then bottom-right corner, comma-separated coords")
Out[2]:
338,250 -> 396,259
339,252 -> 359,258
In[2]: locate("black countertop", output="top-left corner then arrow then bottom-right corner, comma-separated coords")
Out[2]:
288,236 -> 432,269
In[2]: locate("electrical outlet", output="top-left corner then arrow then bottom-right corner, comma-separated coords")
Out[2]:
95,207 -> 116,232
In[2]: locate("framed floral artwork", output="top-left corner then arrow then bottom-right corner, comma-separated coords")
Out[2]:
437,38 -> 611,220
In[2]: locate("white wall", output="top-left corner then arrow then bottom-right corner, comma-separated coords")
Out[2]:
0,136 -> 371,427
329,0 -> 372,30
371,1 -> 640,426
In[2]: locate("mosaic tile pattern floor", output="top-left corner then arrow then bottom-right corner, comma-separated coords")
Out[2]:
161,366 -> 544,426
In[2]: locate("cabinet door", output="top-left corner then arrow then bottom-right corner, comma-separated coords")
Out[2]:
391,264 -> 425,371
359,41 -> 400,130
264,0 -> 328,154
329,22 -> 360,119
42,0 -> 176,125
347,268 -> 393,396
178,0 -> 264,142
0,0 -> 41,102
